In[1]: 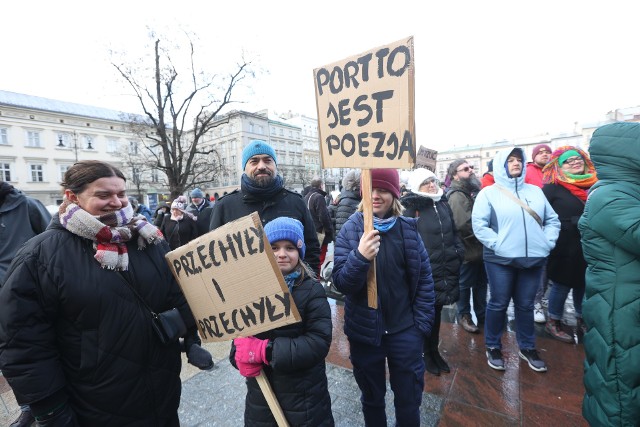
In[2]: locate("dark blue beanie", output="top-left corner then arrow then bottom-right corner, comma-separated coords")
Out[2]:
264,217 -> 305,259
242,140 -> 277,169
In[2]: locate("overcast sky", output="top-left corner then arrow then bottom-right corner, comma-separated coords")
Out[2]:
2,0 -> 639,151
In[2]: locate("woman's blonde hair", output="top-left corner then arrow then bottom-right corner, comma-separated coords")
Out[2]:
357,198 -> 405,216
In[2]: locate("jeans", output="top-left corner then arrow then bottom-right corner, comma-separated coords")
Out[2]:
534,262 -> 548,305
547,280 -> 584,320
484,261 -> 543,350
456,261 -> 488,323
349,327 -> 425,427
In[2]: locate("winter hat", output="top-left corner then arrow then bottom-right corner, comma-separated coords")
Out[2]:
558,149 -> 582,166
369,168 -> 401,198
242,140 -> 277,169
190,188 -> 204,198
171,195 -> 189,212
407,168 -> 438,192
264,217 -> 306,259
532,144 -> 552,159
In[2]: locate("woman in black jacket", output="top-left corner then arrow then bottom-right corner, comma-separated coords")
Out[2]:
402,168 -> 464,376
160,195 -> 199,250
230,217 -> 333,426
333,169 -> 361,236
0,161 -> 209,426
542,146 -> 597,342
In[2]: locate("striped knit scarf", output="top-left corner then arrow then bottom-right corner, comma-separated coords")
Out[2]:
542,146 -> 598,201
58,198 -> 164,270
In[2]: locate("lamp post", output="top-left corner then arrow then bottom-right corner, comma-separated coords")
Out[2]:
71,131 -> 79,162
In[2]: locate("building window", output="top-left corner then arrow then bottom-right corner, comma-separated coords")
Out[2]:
129,141 -> 138,155
106,138 -> 118,153
30,164 -> 44,182
0,162 -> 11,181
58,164 -> 71,181
249,123 -> 254,133
26,131 -> 41,147
0,128 -> 8,145
279,128 -> 283,136
151,169 -> 159,183
271,126 -> 275,135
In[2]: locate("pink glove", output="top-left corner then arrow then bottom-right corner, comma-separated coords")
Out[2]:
237,360 -> 262,378
234,336 -> 269,365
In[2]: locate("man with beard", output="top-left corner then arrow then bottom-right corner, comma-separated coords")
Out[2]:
208,140 -> 320,269
447,160 -> 487,334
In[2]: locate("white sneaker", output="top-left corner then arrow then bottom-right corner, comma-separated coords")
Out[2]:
534,303 -> 546,323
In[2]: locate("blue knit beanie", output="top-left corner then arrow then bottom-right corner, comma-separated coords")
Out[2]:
264,217 -> 305,259
242,140 -> 277,169
190,188 -> 204,198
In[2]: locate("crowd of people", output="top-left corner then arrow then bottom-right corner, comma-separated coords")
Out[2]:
1,123 -> 638,425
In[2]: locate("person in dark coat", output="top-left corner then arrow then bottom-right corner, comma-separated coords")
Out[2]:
333,169 -> 361,237
153,202 -> 170,227
0,181 -> 51,427
542,146 -> 597,343
333,168 -> 435,427
402,168 -> 464,376
231,217 -> 333,426
303,177 -> 334,273
209,139 -> 320,269
0,160 -> 210,426
160,195 -> 199,250
578,122 -> 640,426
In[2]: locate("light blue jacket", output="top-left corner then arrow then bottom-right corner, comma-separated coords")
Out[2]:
471,147 -> 560,267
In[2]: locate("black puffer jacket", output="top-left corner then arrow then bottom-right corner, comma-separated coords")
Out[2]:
0,217 -> 194,426
334,189 -> 361,237
230,275 -> 333,426
209,188 -> 321,270
401,193 -> 464,307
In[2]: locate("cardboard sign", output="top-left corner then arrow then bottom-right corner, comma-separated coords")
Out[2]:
165,213 -> 301,343
314,36 -> 416,170
416,146 -> 438,173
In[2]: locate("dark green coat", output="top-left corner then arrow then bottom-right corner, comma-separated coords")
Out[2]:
578,122 -> 640,427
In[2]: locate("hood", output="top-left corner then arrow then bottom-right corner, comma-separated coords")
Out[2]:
588,122 -> 640,183
0,185 -> 24,212
493,147 -> 527,189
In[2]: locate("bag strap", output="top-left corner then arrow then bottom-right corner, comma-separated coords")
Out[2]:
494,184 -> 543,227
118,272 -> 158,317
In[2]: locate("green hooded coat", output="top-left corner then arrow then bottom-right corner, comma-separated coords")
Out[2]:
578,122 -> 640,426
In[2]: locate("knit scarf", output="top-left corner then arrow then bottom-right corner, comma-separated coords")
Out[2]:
241,174 -> 284,199
58,198 -> 164,270
542,146 -> 598,202
373,215 -> 397,232
283,270 -> 301,293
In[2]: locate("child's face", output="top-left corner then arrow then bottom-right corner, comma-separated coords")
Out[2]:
271,240 -> 299,275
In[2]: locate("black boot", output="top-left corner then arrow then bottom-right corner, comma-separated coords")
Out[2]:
432,350 -> 450,373
423,350 -> 440,376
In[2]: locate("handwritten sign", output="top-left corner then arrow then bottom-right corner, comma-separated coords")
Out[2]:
416,146 -> 438,172
314,36 -> 416,169
166,213 -> 301,342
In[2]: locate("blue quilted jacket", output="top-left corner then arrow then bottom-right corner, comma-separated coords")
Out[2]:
332,212 -> 435,346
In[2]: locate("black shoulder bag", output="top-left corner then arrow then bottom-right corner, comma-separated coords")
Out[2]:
118,273 -> 187,345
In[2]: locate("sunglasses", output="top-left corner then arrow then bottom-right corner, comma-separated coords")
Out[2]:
456,166 -> 471,173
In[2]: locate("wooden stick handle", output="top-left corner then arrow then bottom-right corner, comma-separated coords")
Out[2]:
256,370 -> 290,427
361,170 -> 378,309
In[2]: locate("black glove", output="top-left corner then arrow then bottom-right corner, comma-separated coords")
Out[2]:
36,404 -> 77,427
187,343 -> 214,370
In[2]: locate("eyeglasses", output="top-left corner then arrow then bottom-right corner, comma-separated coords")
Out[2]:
456,166 -> 471,173
563,156 -> 584,165
422,178 -> 441,186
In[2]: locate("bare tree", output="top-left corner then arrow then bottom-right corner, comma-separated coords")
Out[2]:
111,30 -> 255,199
